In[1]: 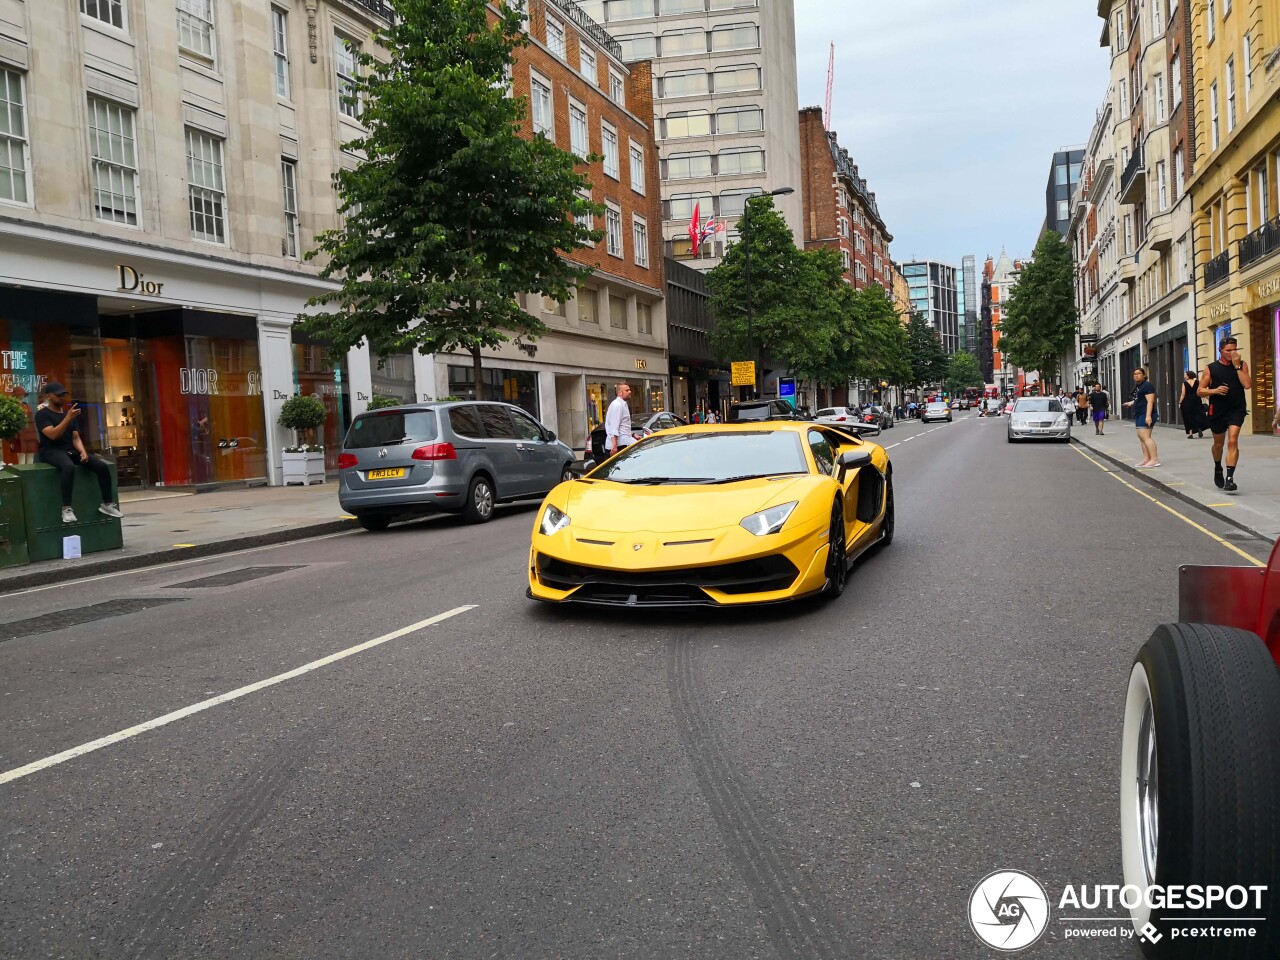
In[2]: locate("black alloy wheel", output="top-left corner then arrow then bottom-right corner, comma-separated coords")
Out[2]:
880,475 -> 894,546
822,500 -> 847,598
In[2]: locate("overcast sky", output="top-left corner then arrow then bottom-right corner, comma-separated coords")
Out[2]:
793,1 -> 1111,268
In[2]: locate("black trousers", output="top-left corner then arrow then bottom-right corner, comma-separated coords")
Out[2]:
37,449 -> 114,508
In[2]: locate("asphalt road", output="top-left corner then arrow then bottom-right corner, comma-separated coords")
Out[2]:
0,413 -> 1271,960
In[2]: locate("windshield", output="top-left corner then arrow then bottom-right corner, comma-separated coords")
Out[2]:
1014,399 -> 1063,413
591,431 -> 809,484
344,410 -> 438,448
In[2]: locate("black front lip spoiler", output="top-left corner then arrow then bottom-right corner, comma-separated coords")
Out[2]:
524,586 -> 817,608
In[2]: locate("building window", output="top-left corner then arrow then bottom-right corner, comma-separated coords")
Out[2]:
88,98 -> 139,224
0,69 -> 29,205
336,35 -> 360,118
629,140 -> 645,194
712,65 -> 760,93
609,293 -> 627,329
1225,57 -> 1236,130
569,100 -> 587,157
545,16 -> 566,59
716,188 -> 759,218
1243,33 -> 1252,111
1154,73 -> 1166,123
661,27 -> 706,56
1207,0 -> 1215,42
716,105 -> 764,134
579,46 -> 597,86
1174,148 -> 1185,198
574,188 -> 593,235
1210,81 -> 1220,149
663,110 -> 710,138
605,205 -> 623,257
716,147 -> 764,175
1156,160 -> 1168,211
664,151 -> 711,180
1152,0 -> 1163,34
185,128 -> 226,243
577,286 -> 597,324
633,216 -> 649,267
710,23 -> 759,51
81,0 -> 125,29
176,0 -> 215,59
1115,10 -> 1124,48
1223,0 -> 1231,15
667,192 -> 712,221
609,71 -> 625,106
616,33 -> 656,60
530,74 -> 552,137
601,121 -> 619,178
841,249 -> 851,271
661,70 -> 706,98
281,158 -> 298,257
637,301 -> 652,335
272,8 -> 290,99
1118,78 -> 1127,115
838,217 -> 849,238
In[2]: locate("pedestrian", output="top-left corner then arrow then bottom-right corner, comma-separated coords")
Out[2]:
705,408 -> 717,425
691,408 -> 702,424
34,382 -> 123,523
1122,367 -> 1160,468
1075,388 -> 1089,427
604,382 -> 635,458
908,400 -> 917,419
1199,335 -> 1251,493
1089,383 -> 1108,435
1178,370 -> 1206,439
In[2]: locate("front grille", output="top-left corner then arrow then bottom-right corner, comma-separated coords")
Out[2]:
537,554 -> 799,597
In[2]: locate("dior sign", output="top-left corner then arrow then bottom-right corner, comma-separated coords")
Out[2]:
117,264 -> 165,297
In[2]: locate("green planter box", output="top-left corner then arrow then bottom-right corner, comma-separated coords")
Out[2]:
13,462 -> 123,562
0,467 -> 30,569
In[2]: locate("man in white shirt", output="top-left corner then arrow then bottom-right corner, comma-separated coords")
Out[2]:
605,382 -> 634,456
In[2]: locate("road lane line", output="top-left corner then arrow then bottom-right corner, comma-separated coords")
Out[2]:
1070,445 -> 1264,567
0,605 -> 478,786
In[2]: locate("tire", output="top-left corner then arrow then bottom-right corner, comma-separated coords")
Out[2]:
560,463 -> 575,484
821,500 -> 847,599
879,474 -> 894,546
462,474 -> 496,524
357,514 -> 392,532
1120,623 -> 1280,957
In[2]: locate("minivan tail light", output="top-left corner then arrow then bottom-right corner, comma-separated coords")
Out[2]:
337,453 -> 358,470
411,442 -> 457,461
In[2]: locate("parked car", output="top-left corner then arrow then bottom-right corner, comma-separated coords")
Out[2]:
728,399 -> 810,423
920,401 -> 952,423
588,411 -> 686,463
1006,397 -> 1070,442
816,407 -> 882,437
338,401 -> 576,530
857,405 -> 894,430
1119,537 -> 1280,955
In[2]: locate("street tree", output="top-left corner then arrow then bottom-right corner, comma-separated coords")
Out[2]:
1000,230 -> 1078,389
945,350 -> 984,394
707,199 -> 845,384
849,284 -> 910,387
904,309 -> 948,388
300,0 -> 601,395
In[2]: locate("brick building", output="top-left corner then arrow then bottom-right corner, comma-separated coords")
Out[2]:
797,107 -> 893,290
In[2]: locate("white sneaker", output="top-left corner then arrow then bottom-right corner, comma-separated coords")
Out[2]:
61,507 -> 77,523
98,502 -> 123,518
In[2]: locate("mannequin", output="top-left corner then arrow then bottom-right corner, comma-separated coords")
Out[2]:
9,385 -> 37,465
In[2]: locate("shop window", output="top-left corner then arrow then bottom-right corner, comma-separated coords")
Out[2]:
447,365 -> 539,418
370,351 -> 415,402
292,339 -> 350,472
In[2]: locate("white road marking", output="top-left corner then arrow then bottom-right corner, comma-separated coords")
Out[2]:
4,529 -> 359,597
0,605 -> 478,786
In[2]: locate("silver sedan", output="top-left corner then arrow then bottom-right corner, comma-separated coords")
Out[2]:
1007,398 -> 1072,442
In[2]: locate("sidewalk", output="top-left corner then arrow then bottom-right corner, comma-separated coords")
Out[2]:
0,481 -> 356,593
1072,421 -> 1280,542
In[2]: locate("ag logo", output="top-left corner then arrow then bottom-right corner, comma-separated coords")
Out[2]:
968,869 -> 1050,951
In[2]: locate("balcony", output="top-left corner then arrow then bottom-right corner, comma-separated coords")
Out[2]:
1238,217 -> 1280,271
1119,147 -> 1145,205
1203,250 -> 1231,289
1147,208 -> 1173,252
1119,253 -> 1138,286
547,0 -> 623,58
339,0 -> 394,22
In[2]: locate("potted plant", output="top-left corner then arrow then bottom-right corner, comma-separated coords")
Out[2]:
366,394 -> 403,411
277,394 -> 328,485
0,392 -> 30,470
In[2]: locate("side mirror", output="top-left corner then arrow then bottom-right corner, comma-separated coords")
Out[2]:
583,459 -> 597,472
546,431 -> 557,442
839,450 -> 873,471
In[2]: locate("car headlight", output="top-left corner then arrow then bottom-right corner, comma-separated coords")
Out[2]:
1055,415 -> 1069,426
739,501 -> 798,537
540,504 -> 571,535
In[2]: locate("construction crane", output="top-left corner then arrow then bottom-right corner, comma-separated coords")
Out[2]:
824,43 -> 835,130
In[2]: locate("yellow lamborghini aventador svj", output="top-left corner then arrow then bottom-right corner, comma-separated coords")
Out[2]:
527,422 -> 893,607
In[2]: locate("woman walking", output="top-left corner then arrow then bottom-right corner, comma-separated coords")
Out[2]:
1178,369 -> 1206,439
1123,367 -> 1160,468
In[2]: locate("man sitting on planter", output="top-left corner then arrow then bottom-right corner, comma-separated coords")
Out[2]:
35,382 -> 123,523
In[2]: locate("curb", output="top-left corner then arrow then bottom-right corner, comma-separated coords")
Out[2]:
1070,437 -> 1274,543
0,518 -> 358,595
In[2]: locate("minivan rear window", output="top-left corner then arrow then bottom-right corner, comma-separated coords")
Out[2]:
345,410 -> 438,449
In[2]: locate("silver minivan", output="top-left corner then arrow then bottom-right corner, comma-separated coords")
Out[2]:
338,401 -> 576,530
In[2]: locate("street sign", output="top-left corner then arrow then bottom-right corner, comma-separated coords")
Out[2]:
731,361 -> 756,386
778,377 -> 796,407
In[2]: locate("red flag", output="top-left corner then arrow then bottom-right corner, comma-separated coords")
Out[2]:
688,202 -> 702,256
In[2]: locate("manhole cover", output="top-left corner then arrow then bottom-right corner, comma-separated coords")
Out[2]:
0,598 -> 186,643
168,565 -> 305,589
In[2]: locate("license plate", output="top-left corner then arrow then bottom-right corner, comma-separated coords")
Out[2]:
366,468 -> 406,480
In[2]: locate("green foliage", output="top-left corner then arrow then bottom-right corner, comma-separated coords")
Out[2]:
904,310 -> 948,387
945,351 -> 984,393
277,394 -> 328,431
1000,231 -> 1078,386
300,0 -> 602,394
849,284 -> 910,385
366,394 -> 404,410
0,392 -> 27,441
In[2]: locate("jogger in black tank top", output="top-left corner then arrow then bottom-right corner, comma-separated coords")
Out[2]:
1198,336 -> 1252,493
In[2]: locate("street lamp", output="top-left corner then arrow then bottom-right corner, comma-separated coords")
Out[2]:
741,186 -> 795,399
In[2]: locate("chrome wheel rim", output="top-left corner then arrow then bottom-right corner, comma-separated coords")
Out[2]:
562,467 -> 575,483
1136,698 -> 1159,886
475,482 -> 494,518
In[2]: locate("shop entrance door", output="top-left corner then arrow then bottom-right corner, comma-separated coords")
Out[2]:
101,337 -> 157,488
